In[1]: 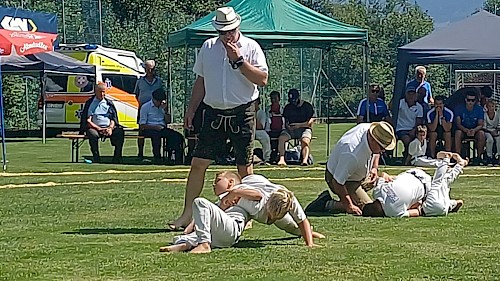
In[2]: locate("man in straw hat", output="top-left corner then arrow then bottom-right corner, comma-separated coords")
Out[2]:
170,7 -> 268,230
362,152 -> 466,218
305,121 -> 396,216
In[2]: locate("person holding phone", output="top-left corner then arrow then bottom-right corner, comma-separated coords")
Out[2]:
169,7 -> 268,230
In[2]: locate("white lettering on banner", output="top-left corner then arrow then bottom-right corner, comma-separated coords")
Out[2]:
9,32 -> 44,40
0,48 -> 4,54
19,42 -> 49,53
1,16 -> 37,32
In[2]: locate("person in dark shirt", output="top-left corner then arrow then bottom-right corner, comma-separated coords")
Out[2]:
277,89 -> 315,167
454,90 -> 485,164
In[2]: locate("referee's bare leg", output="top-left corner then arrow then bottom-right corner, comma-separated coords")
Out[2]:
170,157 -> 211,229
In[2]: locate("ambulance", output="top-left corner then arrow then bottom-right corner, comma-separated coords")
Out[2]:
38,44 -> 145,130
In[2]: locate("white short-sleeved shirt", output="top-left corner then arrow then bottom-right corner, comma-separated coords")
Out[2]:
396,99 -> 424,132
484,112 -> 500,132
193,35 -> 268,110
138,100 -> 166,126
408,138 -> 427,158
237,174 -> 307,224
326,123 -> 373,184
372,171 -> 428,217
134,76 -> 163,105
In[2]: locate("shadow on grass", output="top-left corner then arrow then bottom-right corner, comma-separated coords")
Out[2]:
43,156 -> 188,166
63,228 -> 176,235
233,236 -> 298,248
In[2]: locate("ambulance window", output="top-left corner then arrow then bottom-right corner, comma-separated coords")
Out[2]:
102,74 -> 137,94
45,75 -> 68,92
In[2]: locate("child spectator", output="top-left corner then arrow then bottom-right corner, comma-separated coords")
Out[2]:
483,100 -> 500,165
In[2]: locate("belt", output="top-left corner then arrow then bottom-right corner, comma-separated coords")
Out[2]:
407,170 -> 428,200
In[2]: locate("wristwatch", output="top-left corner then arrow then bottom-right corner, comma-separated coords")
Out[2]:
231,56 -> 244,69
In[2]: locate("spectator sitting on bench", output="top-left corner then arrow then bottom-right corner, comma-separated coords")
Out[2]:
427,95 -> 453,158
395,86 -> 424,160
267,90 -> 285,138
277,89 -> 314,167
139,88 -> 184,164
356,83 -> 391,124
80,82 -> 124,163
483,100 -> 500,165
454,90 -> 485,165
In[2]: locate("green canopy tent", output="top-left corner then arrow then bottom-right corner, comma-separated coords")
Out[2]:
166,0 -> 369,154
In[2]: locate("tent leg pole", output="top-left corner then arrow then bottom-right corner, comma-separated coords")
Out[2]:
25,78 -> 29,130
325,49 -> 331,157
364,43 -> 370,122
42,74 -> 46,144
167,47 -> 172,120
0,61 -> 6,171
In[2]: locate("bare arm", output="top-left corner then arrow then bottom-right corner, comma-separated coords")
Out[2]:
332,180 -> 361,215
86,116 -> 101,131
473,120 -> 484,132
428,114 -> 439,132
219,188 -> 263,211
239,61 -> 268,87
455,116 -> 468,132
184,76 -> 205,129
298,219 -> 315,247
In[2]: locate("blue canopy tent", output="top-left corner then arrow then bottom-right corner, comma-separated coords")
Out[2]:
392,10 -> 500,123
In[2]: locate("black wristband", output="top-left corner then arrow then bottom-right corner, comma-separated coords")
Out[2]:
231,56 -> 244,69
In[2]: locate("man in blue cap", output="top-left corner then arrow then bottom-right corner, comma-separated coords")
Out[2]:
277,89 -> 315,167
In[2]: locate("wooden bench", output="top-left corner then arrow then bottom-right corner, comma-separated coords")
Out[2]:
58,133 -> 147,163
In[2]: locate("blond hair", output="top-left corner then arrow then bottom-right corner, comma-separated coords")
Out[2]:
265,188 -> 295,220
213,171 -> 241,185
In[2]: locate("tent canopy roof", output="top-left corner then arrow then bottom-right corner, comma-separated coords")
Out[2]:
167,0 -> 368,49
398,10 -> 500,64
0,51 -> 95,75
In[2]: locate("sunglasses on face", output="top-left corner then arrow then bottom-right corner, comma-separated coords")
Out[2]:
217,28 -> 237,35
371,90 -> 380,94
466,98 -> 476,102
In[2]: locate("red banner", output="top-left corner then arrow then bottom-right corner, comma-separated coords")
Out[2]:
0,29 -> 57,56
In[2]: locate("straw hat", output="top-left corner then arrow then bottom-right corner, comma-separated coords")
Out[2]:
212,7 -> 241,31
368,121 -> 396,151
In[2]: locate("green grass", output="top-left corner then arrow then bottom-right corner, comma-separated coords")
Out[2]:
1,124 -> 500,280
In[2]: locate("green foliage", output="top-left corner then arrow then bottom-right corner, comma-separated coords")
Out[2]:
1,0 -> 437,127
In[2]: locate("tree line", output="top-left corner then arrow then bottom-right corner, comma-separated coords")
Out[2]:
0,0 -> 497,129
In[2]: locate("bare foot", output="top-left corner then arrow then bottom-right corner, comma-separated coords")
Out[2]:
312,231 -> 325,239
437,151 -> 453,159
190,242 -> 212,254
452,153 -> 468,167
159,243 -> 190,253
277,160 -> 287,167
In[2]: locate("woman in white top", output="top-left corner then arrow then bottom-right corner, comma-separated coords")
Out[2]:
483,100 -> 500,164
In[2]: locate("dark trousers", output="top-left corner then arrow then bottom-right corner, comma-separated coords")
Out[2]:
86,127 -> 124,160
142,128 -> 184,162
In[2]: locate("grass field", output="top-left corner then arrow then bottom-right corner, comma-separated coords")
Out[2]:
1,123 -> 500,280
